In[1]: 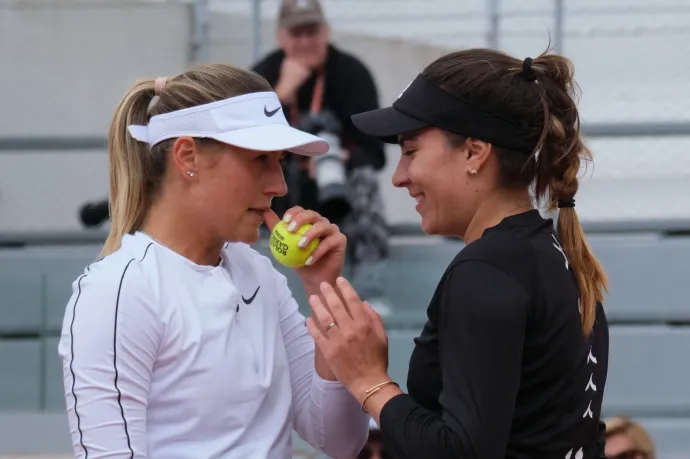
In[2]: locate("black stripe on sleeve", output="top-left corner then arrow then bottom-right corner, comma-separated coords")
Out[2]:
112,242 -> 153,458
69,274 -> 89,458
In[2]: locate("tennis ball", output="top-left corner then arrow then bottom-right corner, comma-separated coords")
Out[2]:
269,221 -> 319,268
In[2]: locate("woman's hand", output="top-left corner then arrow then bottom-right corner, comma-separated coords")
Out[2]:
262,207 -> 346,289
305,277 -> 391,403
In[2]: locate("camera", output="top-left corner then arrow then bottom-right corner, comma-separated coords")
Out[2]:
298,110 -> 352,223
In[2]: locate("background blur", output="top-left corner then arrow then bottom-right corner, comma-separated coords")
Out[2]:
1,0 -> 689,458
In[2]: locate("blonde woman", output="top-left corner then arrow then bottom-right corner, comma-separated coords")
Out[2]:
58,64 -> 370,458
605,417 -> 656,459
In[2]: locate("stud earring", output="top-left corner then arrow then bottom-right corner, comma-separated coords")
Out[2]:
469,169 -> 478,176
186,171 -> 194,177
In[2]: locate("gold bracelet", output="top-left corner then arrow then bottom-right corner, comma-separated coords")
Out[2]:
360,380 -> 399,413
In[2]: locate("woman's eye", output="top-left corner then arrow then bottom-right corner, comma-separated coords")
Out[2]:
403,149 -> 417,156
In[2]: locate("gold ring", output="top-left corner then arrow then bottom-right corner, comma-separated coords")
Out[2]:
326,321 -> 337,331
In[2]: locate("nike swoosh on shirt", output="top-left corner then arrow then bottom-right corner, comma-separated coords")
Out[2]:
264,105 -> 280,117
242,286 -> 261,304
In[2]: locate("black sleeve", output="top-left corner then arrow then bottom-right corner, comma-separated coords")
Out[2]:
338,61 -> 386,171
379,260 -> 529,459
596,418 -> 607,458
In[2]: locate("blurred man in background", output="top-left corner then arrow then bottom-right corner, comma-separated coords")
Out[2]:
252,0 -> 391,312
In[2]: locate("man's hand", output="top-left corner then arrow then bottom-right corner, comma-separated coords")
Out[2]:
275,58 -> 311,105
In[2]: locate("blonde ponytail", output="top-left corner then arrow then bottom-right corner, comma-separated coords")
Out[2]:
101,80 -> 157,257
99,64 -> 273,257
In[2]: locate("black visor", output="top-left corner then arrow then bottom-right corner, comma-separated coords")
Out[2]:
351,74 -> 540,154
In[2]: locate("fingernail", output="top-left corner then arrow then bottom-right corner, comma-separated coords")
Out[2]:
298,237 -> 307,248
337,276 -> 347,283
320,280 -> 330,290
287,221 -> 297,232
283,214 -> 292,223
305,256 -> 313,266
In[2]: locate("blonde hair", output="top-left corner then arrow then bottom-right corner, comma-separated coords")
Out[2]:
100,63 -> 271,257
605,417 -> 656,459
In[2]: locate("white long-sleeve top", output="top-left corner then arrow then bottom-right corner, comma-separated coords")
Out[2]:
57,231 -> 369,459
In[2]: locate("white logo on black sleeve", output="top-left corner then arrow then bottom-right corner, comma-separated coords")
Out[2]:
565,447 -> 583,459
551,234 -> 569,270
583,401 -> 594,418
583,347 -> 597,417
587,346 -> 597,364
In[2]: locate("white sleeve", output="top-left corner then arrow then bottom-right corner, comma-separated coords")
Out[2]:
274,270 -> 370,459
58,263 -> 160,459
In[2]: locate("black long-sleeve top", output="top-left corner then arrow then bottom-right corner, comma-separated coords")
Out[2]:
380,210 -> 609,459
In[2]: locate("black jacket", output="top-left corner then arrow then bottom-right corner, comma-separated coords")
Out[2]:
251,44 -> 386,172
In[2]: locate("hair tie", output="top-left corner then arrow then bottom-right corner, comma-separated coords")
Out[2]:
154,77 -> 168,95
521,57 -> 537,82
557,197 -> 575,209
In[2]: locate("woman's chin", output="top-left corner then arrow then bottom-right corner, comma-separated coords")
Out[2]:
420,215 -> 438,236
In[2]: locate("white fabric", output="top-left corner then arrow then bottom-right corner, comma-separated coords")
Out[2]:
127,91 -> 329,156
58,232 -> 369,459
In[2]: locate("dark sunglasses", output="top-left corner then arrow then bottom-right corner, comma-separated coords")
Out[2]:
609,450 -> 649,459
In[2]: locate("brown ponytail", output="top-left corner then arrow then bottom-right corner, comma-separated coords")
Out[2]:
100,64 -> 272,258
531,53 -> 608,337
422,48 -> 608,336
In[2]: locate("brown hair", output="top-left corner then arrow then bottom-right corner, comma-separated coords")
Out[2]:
101,63 -> 272,257
605,417 -> 656,459
422,48 -> 608,336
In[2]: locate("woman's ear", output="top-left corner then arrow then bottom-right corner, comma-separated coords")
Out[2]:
171,137 -> 199,179
465,138 -> 492,175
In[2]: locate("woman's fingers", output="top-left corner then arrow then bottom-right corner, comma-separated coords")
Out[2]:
335,277 -> 368,322
283,208 -> 324,232
308,293 -> 341,336
296,220 -> 332,249
303,225 -> 345,266
318,281 -> 353,326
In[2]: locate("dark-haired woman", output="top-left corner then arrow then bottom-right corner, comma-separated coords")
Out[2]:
303,49 -> 610,459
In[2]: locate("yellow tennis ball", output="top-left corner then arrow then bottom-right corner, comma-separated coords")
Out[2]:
269,221 -> 319,268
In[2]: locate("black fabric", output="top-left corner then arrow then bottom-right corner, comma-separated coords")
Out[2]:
251,44 -> 386,172
352,74 -> 541,154
378,210 -> 610,459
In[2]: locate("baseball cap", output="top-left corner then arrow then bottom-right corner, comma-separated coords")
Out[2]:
128,91 -> 329,156
279,0 -> 326,29
351,73 -> 541,154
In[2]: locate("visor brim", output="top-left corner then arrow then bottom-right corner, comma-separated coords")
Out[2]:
212,124 -> 329,156
351,106 -> 429,144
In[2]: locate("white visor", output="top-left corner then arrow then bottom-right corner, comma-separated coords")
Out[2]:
127,91 -> 329,156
